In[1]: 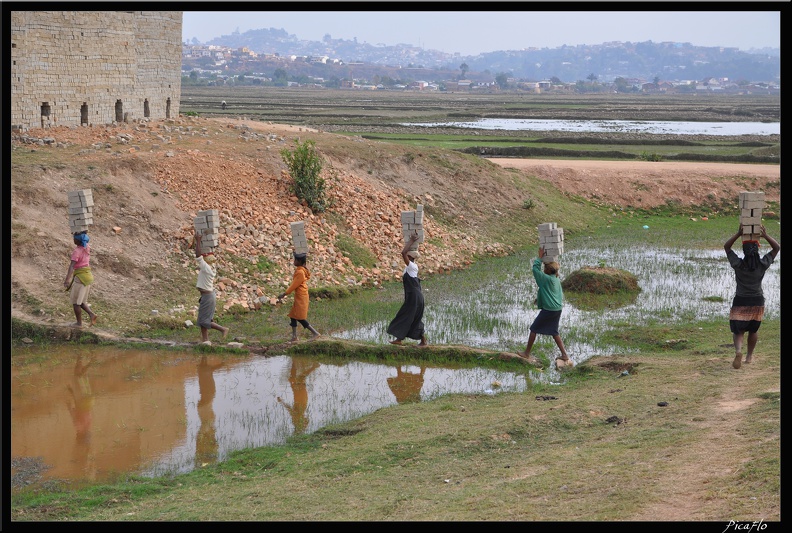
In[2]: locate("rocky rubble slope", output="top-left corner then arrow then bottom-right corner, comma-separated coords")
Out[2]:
11,116 -> 512,326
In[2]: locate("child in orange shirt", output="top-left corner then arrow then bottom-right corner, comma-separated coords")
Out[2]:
277,252 -> 320,342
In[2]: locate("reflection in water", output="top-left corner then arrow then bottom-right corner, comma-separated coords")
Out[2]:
11,347 -> 524,490
387,366 -> 426,404
277,358 -> 319,434
66,355 -> 95,478
195,356 -> 224,466
11,346 -> 193,489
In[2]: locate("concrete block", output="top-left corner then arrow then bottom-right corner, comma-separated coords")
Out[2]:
741,200 -> 765,210
68,206 -> 93,215
741,216 -> 762,226
537,223 -> 563,260
68,189 -> 93,201
739,191 -> 764,202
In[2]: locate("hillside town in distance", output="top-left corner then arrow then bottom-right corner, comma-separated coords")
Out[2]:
181,36 -> 780,95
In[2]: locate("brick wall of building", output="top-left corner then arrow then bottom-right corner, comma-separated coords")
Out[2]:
10,11 -> 182,130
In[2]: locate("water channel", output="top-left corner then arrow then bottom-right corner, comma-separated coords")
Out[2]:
401,118 -> 780,136
10,239 -> 781,491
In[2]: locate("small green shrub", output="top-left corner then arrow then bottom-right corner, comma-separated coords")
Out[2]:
225,303 -> 249,316
256,255 -> 275,272
281,139 -> 330,213
309,286 -> 360,300
639,151 -> 663,162
522,198 -> 535,210
335,234 -> 378,268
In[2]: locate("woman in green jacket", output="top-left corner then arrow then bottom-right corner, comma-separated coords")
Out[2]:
517,246 -> 570,366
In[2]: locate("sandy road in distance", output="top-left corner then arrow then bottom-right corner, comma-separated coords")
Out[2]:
485,158 -> 780,209
486,158 -> 780,178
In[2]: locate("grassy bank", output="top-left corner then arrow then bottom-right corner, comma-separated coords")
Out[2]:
10,210 -> 781,521
10,319 -> 780,521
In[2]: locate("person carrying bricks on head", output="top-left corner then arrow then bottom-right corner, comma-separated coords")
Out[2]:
724,223 -> 780,369
277,252 -> 320,343
63,231 -> 98,328
517,245 -> 570,366
194,230 -> 229,345
387,231 -> 428,347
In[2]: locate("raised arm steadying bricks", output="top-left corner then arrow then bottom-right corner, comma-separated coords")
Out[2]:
387,231 -> 428,347
724,223 -> 779,369
517,245 -> 570,367
194,230 -> 229,345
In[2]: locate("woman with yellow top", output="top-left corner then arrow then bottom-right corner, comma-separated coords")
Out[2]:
63,231 -> 98,327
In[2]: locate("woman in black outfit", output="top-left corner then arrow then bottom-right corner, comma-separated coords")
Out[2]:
387,231 -> 428,347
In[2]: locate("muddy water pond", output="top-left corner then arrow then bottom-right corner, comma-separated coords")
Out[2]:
10,240 -> 780,492
10,346 -> 529,492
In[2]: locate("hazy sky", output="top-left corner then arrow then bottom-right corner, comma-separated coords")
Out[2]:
182,10 -> 781,55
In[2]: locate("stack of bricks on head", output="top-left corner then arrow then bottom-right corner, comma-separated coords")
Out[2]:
538,222 -> 564,263
194,209 -> 220,253
401,204 -> 425,252
739,191 -> 765,242
291,221 -> 309,255
68,189 -> 94,234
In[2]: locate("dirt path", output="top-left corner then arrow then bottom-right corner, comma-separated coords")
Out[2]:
487,158 -> 780,209
627,361 -> 765,520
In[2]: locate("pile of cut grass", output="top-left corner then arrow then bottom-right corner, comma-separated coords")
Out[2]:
562,266 -> 640,294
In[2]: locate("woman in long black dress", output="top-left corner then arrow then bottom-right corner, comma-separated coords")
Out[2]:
387,231 -> 428,346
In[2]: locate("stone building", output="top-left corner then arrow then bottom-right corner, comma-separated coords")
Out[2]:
10,11 -> 183,131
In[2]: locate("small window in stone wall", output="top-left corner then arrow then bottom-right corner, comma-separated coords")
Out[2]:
81,103 -> 89,125
41,102 -> 51,128
166,98 -> 171,119
115,100 -> 123,123
144,99 -> 150,118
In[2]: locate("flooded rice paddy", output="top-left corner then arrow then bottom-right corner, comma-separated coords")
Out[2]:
10,239 -> 780,491
338,242 -> 780,359
401,118 -> 781,136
